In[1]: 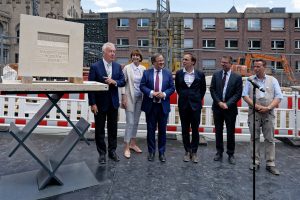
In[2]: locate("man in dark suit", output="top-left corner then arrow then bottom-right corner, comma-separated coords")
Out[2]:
210,56 -> 242,164
175,53 -> 206,163
88,42 -> 125,164
140,53 -> 175,162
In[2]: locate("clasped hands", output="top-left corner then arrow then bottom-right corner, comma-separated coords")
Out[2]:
254,104 -> 269,113
153,91 -> 165,99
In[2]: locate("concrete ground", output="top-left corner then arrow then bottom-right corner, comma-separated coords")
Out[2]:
0,132 -> 300,200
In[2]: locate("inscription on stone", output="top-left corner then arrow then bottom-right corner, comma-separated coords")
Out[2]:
35,32 -> 69,64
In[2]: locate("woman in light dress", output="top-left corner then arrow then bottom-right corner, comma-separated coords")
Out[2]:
121,49 -> 146,158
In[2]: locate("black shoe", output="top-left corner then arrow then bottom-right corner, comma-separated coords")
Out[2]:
108,151 -> 120,162
148,153 -> 155,161
266,166 -> 280,175
159,153 -> 166,162
214,153 -> 222,161
98,154 -> 106,164
228,155 -> 236,165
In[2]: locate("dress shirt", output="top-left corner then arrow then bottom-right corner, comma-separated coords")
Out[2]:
150,68 -> 166,102
242,74 -> 283,99
183,68 -> 195,87
131,63 -> 143,97
103,59 -> 112,78
222,70 -> 231,101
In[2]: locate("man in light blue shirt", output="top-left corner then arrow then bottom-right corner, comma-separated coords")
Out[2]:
242,59 -> 283,175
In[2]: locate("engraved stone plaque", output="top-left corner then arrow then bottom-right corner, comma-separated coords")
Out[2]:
19,15 -> 84,78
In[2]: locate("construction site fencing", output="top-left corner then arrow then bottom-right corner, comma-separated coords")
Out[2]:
0,91 -> 298,139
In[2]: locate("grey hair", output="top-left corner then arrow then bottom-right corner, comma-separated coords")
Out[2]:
102,42 -> 116,52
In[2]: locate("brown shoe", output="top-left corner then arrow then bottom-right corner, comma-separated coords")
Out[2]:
183,152 -> 190,162
191,153 -> 199,163
266,166 -> 280,176
130,145 -> 142,153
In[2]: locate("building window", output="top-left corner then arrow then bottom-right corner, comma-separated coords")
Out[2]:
184,39 -> 193,48
248,39 -> 261,50
116,38 -> 129,47
295,40 -> 300,49
137,39 -> 149,47
202,39 -> 215,48
225,18 -> 238,30
0,23 -> 3,35
184,19 -> 193,30
202,59 -> 216,70
225,39 -> 238,49
295,18 -> 300,29
117,18 -> 129,27
271,40 -> 284,50
271,61 -> 283,70
202,18 -> 215,30
248,19 -> 261,31
137,18 -> 149,27
271,19 -> 284,30
296,61 -> 300,72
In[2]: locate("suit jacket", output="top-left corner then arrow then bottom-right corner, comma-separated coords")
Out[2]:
120,63 -> 146,112
140,68 -> 175,115
88,60 -> 125,111
210,70 -> 242,115
175,69 -> 206,111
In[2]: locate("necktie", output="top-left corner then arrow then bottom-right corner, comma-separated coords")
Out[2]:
154,70 -> 160,102
222,71 -> 227,90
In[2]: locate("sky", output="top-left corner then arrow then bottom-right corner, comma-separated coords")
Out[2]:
81,0 -> 300,13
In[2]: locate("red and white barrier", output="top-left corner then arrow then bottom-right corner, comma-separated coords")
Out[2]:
0,91 -> 298,138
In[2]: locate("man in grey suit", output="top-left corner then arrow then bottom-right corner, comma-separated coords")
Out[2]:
210,56 -> 243,164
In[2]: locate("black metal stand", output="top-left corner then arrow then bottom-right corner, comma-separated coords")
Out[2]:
8,93 -> 90,190
252,87 -> 256,200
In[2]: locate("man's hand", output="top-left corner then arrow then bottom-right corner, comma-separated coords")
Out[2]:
153,92 -> 165,99
104,77 -> 117,86
255,104 -> 269,113
218,102 -> 228,109
91,104 -> 98,115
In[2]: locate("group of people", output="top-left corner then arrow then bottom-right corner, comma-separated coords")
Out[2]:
88,42 -> 282,176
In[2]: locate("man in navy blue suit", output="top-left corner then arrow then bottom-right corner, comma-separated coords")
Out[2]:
88,42 -> 125,164
140,53 -> 175,162
210,56 -> 242,165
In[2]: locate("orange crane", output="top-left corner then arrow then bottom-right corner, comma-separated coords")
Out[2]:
232,53 -> 297,84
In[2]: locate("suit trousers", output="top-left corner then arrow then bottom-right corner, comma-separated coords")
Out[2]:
124,96 -> 143,143
94,104 -> 118,155
179,105 -> 201,153
145,103 -> 168,154
248,111 -> 276,167
213,109 -> 236,156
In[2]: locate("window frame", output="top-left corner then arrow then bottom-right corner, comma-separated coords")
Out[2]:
137,38 -> 149,47
295,40 -> 300,49
116,38 -> 129,47
248,19 -> 261,31
202,59 -> 216,70
225,39 -> 238,49
184,38 -> 193,48
224,18 -> 238,30
117,18 -> 129,27
295,18 -> 300,29
184,18 -> 193,30
271,40 -> 285,50
202,18 -> 216,30
248,39 -> 261,50
137,18 -> 149,27
202,39 -> 216,48
271,18 -> 284,31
